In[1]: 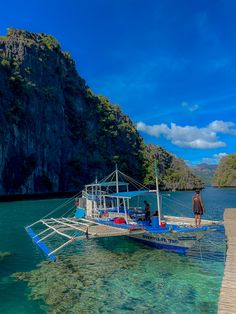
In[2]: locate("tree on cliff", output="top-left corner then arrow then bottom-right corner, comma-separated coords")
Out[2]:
213,153 -> 236,187
144,144 -> 203,190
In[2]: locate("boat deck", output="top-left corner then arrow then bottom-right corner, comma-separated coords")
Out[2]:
98,218 -> 223,234
164,215 -> 223,226
218,208 -> 236,314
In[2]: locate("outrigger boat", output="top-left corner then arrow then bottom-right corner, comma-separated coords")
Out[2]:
26,164 -> 224,261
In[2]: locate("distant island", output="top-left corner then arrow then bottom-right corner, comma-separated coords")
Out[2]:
0,28 -> 203,196
191,156 -> 236,187
191,163 -> 217,186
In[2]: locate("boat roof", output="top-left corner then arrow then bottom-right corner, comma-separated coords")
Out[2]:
109,190 -> 151,198
86,181 -> 129,188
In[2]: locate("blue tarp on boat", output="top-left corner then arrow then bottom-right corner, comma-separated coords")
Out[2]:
109,190 -> 151,198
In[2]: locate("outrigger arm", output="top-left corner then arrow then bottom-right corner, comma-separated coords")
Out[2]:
26,218 -> 144,261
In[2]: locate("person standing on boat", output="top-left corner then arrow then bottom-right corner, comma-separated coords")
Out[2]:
75,197 -> 79,209
192,190 -> 204,228
144,200 -> 151,222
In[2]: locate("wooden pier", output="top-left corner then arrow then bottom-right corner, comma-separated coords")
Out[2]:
218,208 -> 236,314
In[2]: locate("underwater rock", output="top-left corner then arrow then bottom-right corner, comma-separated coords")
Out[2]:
0,251 -> 11,261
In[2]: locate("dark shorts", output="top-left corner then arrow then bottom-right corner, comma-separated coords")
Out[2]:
194,210 -> 203,215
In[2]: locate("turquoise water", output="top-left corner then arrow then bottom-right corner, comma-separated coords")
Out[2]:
0,187 -> 234,313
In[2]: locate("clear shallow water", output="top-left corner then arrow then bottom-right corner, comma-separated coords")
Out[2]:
0,187 -> 234,313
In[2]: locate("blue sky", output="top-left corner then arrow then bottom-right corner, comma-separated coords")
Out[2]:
1,0 -> 236,165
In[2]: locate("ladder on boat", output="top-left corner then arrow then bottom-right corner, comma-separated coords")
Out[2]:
26,218 -> 145,261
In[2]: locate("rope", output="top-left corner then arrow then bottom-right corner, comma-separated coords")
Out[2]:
118,170 -> 149,190
60,204 -> 76,218
25,191 -> 83,229
99,170 -> 116,183
162,194 -> 192,210
40,193 -> 79,220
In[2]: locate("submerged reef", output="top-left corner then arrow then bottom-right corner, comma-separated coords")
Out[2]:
0,251 -> 11,261
13,238 -> 223,313
13,251 -> 140,313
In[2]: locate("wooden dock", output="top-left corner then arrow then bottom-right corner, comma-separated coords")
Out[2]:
218,208 -> 236,314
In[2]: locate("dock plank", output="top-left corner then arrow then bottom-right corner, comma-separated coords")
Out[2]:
218,208 -> 236,314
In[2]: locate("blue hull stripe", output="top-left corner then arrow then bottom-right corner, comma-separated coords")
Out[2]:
26,227 -> 56,261
130,237 -> 189,253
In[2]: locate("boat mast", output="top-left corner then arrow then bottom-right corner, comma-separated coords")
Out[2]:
95,176 -> 98,211
115,164 -> 119,193
115,164 -> 120,212
154,160 -> 161,225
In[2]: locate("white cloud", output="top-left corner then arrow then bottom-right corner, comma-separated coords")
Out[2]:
181,101 -> 199,112
201,157 -> 217,164
189,104 -> 199,112
208,120 -> 236,134
213,152 -> 228,159
136,121 -> 169,137
136,120 -> 236,149
201,152 -> 228,164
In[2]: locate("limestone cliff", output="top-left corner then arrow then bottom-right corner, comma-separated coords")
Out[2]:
213,154 -> 236,187
144,144 -> 203,190
0,28 -> 145,195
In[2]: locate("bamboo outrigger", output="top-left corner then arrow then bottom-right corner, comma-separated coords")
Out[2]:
26,217 -> 145,261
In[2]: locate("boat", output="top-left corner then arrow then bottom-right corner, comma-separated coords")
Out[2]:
25,164 -> 224,261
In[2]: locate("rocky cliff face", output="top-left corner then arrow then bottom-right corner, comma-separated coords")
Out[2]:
0,29 -> 145,195
213,154 -> 236,187
144,144 -> 203,190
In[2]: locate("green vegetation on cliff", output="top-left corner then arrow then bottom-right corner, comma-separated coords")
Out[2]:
213,154 -> 236,187
0,28 -> 145,194
144,144 -> 203,190
0,28 -> 200,195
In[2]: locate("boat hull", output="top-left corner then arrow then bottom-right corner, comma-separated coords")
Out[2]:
129,229 -> 207,253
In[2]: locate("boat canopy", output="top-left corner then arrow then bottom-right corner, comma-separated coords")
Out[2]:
85,181 -> 129,188
109,190 -> 151,198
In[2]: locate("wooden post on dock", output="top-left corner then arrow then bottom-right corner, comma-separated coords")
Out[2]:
218,208 -> 236,314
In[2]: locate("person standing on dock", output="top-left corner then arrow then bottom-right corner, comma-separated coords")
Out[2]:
192,190 -> 204,228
